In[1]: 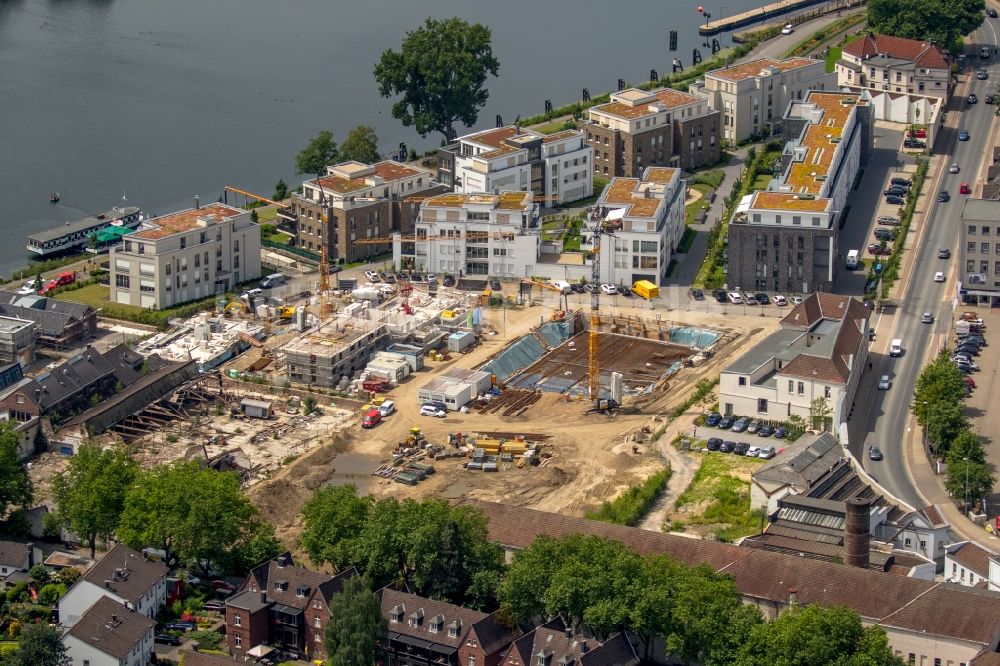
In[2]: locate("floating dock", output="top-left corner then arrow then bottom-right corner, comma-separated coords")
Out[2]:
699,0 -> 857,35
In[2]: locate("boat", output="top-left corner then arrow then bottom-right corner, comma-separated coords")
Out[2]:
26,205 -> 144,257
50,193 -> 60,203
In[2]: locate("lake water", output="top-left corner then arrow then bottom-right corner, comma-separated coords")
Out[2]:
0,0 -> 764,275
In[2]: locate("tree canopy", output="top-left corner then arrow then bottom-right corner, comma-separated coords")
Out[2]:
52,445 -> 138,557
298,485 -> 503,607
323,576 -> 387,666
3,623 -> 70,666
296,130 -> 339,176
868,0 -> 984,51
0,421 -> 32,524
340,126 -> 381,163
374,17 -> 499,143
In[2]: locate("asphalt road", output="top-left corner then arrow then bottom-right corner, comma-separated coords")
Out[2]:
848,23 -> 1000,509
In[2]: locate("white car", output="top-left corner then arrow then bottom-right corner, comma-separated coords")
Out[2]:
781,23 -> 794,34
933,271 -> 946,282
791,296 -> 803,305
17,280 -> 39,295
772,294 -> 787,306
950,163 -> 961,174
419,404 -> 446,418
921,312 -> 934,323
727,292 -> 742,304
377,400 -> 396,417
600,283 -> 618,295
878,374 -> 891,390
241,288 -> 263,300
365,270 -> 380,283
757,447 -> 775,459
745,446 -> 761,457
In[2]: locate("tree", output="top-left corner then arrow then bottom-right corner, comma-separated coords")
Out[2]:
7,623 -> 69,666
925,401 -> 969,455
912,351 -> 967,427
945,456 -> 994,510
0,422 -> 32,523
734,604 -> 903,666
273,178 -> 289,201
374,17 -> 500,143
340,126 -> 381,164
295,130 -> 339,176
324,576 -> 386,666
948,429 -> 986,465
809,397 -> 831,432
117,461 -> 264,574
218,520 -> 284,575
868,0 -> 984,51
52,445 -> 138,558
300,484 -> 372,569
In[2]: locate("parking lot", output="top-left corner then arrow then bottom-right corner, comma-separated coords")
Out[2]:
959,308 -> 1000,514
692,419 -> 800,461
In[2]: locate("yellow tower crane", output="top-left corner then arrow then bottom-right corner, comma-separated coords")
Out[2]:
588,219 -> 617,402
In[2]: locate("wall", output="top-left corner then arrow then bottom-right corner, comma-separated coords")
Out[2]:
60,581 -> 125,628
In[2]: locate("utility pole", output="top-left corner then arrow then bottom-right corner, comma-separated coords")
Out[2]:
964,456 -> 970,514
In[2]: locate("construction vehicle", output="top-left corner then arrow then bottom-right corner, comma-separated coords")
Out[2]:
519,278 -> 570,320
275,304 -> 296,320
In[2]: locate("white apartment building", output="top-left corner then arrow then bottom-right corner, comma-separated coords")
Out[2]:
438,126 -> 592,205
394,192 -> 540,277
945,542 -> 994,588
718,293 -> 869,429
593,166 -> 685,287
836,33 -> 950,101
690,57 -> 835,143
110,201 -> 260,309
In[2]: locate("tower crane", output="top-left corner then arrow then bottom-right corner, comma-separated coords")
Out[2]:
587,217 -> 617,402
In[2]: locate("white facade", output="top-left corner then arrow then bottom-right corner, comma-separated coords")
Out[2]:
59,578 -> 165,627
690,57 -> 835,142
451,126 -> 592,205
110,202 -> 261,309
836,34 -> 950,101
594,166 -> 686,287
395,192 -> 540,277
945,542 -> 994,588
64,629 -> 154,666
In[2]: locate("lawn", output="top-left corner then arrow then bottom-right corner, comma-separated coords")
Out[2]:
690,169 -> 726,189
55,283 -> 143,314
265,231 -> 293,245
750,173 -> 772,191
825,46 -> 842,73
685,183 -> 713,226
672,451 -> 766,542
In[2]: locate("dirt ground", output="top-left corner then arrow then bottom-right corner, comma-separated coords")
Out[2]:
247,295 -> 782,547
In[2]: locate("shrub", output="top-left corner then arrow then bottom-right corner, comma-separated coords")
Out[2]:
586,468 -> 671,526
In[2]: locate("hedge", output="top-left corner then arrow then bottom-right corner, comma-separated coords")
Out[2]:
586,468 -> 671,526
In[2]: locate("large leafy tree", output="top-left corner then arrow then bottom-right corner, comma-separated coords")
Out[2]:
324,576 -> 386,666
374,17 -> 500,143
117,461 -> 268,574
340,126 -> 381,164
300,484 -> 372,570
945,456 -> 994,509
734,604 -> 903,666
5,623 -> 69,666
868,0 -> 984,51
924,402 -> 969,455
912,351 -> 967,427
51,445 -> 138,557
295,130 -> 339,176
0,421 -> 32,524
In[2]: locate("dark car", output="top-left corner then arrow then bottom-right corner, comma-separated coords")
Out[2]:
990,7 -> 998,16
938,190 -> 951,202
977,69 -> 989,80
714,289 -> 728,303
565,283 -> 581,293
958,129 -> 970,141
731,417 -> 750,433
706,437 -> 722,451
705,412 -> 722,427
619,285 -> 633,297
733,442 -> 750,455
873,228 -> 896,241
956,345 -> 981,356
891,177 -> 912,187
718,416 -> 734,429
720,440 -> 736,453
757,425 -> 773,437
969,93 -> 979,104
938,248 -> 951,259
988,95 -> 996,104
868,243 -> 892,256
885,195 -> 904,205
155,634 -> 182,646
583,284 -> 598,293
691,288 -> 705,301
903,139 -> 926,148
773,427 -> 786,439
442,274 -> 456,287
869,446 -> 884,461
755,292 -> 770,305
489,279 -> 502,291
884,186 -> 907,196
165,622 -> 196,632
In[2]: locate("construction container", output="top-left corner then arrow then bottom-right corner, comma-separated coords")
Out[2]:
633,280 -> 659,300
466,461 -> 483,470
503,441 -> 529,456
409,462 -> 435,475
386,343 -> 425,372
483,461 -> 499,472
404,466 -> 429,481
394,472 -> 419,486
447,331 -> 476,353
240,398 -> 273,419
441,367 -> 493,395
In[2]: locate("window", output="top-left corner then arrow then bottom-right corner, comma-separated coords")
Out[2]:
234,635 -> 241,649
315,632 -> 322,643
314,616 -> 321,628
116,274 -> 130,288
797,382 -> 805,395
984,227 -> 991,235
969,225 -> 977,235
468,656 -> 476,666
234,240 -> 239,252
233,614 -> 242,627
758,398 -> 768,413
788,380 -> 794,392
824,386 -> 831,399
738,377 -> 746,386
180,237 -> 186,249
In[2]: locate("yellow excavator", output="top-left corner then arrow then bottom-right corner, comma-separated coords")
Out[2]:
275,304 -> 296,320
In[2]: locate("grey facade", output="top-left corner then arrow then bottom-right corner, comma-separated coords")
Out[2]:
283,317 -> 387,388
960,198 -> 1000,305
728,223 -> 836,293
0,317 -> 35,366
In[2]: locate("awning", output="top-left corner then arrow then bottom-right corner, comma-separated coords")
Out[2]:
247,644 -> 275,658
605,208 -> 626,222
426,643 -> 458,655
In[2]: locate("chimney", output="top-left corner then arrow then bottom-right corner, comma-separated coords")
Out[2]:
260,592 -> 266,604
844,497 -> 871,568
788,587 -> 798,606
580,640 -> 589,653
564,626 -> 572,639
34,389 -> 40,403
194,195 -> 201,210
26,543 -> 34,567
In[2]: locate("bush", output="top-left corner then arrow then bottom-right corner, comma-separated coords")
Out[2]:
586,468 -> 671,526
37,583 -> 67,605
190,629 -> 224,650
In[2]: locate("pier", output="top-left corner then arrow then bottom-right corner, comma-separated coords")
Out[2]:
699,0 -> 861,35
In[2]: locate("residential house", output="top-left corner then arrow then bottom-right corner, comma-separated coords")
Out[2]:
282,315 -> 387,389
224,552 -> 355,662
464,499 -> 1000,666
727,91 -> 873,294
110,201 -> 261,309
393,191 -> 539,277
836,33 -> 951,101
946,542 -> 995,588
960,198 -> 1000,306
0,363 -> 41,459
0,289 -> 96,350
0,539 -> 42,586
64,596 -> 155,666
583,87 -> 721,175
689,57 -> 835,142
380,587 -> 520,666
437,126 -> 593,205
0,316 -> 35,366
594,166 -> 686,286
286,160 -> 444,263
59,543 -> 168,627
718,293 -> 869,429
501,617 -> 638,666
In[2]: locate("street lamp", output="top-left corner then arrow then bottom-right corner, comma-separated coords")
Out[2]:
964,456 -> 970,514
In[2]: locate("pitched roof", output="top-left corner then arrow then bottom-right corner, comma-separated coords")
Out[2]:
972,651 -> 1000,666
76,542 -> 167,605
257,554 -> 335,610
66,597 -> 154,660
503,618 -> 638,666
752,433 -> 843,488
0,539 -> 31,569
842,33 -> 949,69
470,611 -> 522,655
949,542 -> 995,578
774,293 -> 868,385
460,500 -> 1000,646
22,347 -> 117,411
380,587 -> 487,648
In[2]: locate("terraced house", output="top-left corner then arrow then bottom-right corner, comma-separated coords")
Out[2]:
582,87 -> 721,175
728,91 -> 873,294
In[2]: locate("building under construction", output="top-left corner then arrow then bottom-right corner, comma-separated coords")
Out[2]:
282,316 -> 386,388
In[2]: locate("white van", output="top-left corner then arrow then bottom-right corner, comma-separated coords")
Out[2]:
260,273 -> 286,289
846,250 -> 860,270
890,339 -> 903,357
552,280 -> 572,294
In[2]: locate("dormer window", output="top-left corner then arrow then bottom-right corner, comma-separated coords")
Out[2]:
296,586 -> 310,598
409,608 -> 424,628
390,604 -> 404,623
448,620 -> 461,638
274,581 -> 288,591
535,651 -> 552,666
429,614 -> 444,633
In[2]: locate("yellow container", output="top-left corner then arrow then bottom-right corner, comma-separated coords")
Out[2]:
633,280 -> 659,300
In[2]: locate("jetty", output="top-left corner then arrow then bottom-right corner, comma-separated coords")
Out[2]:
699,0 -> 861,35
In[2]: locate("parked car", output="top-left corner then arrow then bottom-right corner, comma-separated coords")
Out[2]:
791,296 -> 803,305
903,139 -> 926,149
203,600 -> 227,613
990,7 -> 998,17
442,275 -> 456,287
988,95 -> 996,104
867,243 -> 891,256
977,69 -> 989,79
773,427 -> 786,439
733,442 -> 750,456
885,195 -> 904,205
877,215 -> 900,226
878,375 -> 891,390
571,283 -> 585,294
165,622 -> 196,632
706,438 -> 722,451
601,283 -> 618,295
361,409 -> 382,429
155,634 -> 182,646
772,294 -> 787,306
419,404 -> 446,418
874,228 -> 896,241
365,270 -> 380,283
489,278 -> 502,291
720,440 -> 735,453
746,419 -> 761,434
727,292 -> 742,304
884,186 -> 907,196
869,446 -> 884,461
691,288 -> 705,301
210,579 -> 237,593
781,23 -> 794,34
619,285 -> 633,297
706,412 -> 722,427
755,292 -> 770,305
714,289 -> 728,303
378,400 -> 396,417
718,416 -> 734,429
757,447 -> 776,460
731,417 -> 750,433
891,177 -> 912,186
757,425 -> 773,438
745,446 -> 761,457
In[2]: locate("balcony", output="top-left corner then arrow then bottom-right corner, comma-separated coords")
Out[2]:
277,207 -> 297,222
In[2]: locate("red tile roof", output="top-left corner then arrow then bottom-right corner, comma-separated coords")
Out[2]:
950,542 -> 994,578
972,651 -> 1000,666
842,33 -> 949,69
775,294 -> 868,384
